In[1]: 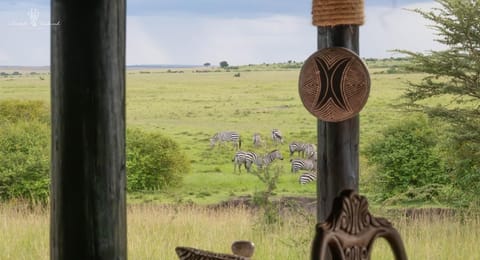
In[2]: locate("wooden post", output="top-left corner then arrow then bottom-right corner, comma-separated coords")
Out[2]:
316,26 -> 360,222
50,0 -> 127,259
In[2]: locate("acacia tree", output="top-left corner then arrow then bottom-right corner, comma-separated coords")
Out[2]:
219,61 -> 229,68
396,0 -> 480,203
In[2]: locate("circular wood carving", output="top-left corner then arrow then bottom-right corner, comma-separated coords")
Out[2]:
298,47 -> 370,122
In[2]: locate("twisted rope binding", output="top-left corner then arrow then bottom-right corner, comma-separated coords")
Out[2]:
312,0 -> 364,26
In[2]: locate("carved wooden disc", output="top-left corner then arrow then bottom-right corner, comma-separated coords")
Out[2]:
299,47 -> 370,122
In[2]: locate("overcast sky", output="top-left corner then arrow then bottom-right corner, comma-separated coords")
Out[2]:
0,0 -> 444,66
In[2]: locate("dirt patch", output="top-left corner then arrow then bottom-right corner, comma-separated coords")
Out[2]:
210,196 -> 317,215
388,207 -> 457,219
211,196 -> 457,220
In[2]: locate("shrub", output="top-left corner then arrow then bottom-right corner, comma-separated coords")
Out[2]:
252,166 -> 282,226
126,129 -> 190,191
364,116 -> 448,202
0,101 -> 50,202
441,136 -> 480,207
0,100 -> 49,125
0,100 -> 191,200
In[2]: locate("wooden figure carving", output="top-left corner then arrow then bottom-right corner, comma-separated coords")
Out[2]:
175,247 -> 249,260
299,47 -> 370,122
311,190 -> 407,260
176,241 -> 254,260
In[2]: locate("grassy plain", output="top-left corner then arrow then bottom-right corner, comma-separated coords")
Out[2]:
2,63 -> 478,259
0,65 -> 424,204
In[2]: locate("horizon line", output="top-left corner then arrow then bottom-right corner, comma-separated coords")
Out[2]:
0,57 -> 408,69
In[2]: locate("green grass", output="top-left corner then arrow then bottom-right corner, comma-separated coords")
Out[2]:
124,68 -> 416,203
130,170 -> 316,204
0,66 -> 422,204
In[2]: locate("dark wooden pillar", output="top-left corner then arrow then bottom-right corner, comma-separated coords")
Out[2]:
316,26 -> 360,222
50,0 -> 127,259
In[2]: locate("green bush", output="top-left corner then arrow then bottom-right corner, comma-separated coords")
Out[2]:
364,116 -> 448,202
0,100 -> 49,125
126,129 -> 190,191
0,100 -> 50,202
441,136 -> 480,207
0,100 -> 191,200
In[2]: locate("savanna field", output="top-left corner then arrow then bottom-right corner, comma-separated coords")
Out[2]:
0,62 -> 479,259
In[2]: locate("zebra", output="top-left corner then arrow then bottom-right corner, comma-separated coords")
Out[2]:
260,149 -> 284,168
271,128 -> 283,145
210,131 -> 241,150
304,144 -> 317,159
252,133 -> 263,147
232,151 -> 262,173
299,171 -> 317,184
291,158 -> 317,173
289,142 -> 316,158
289,141 -> 307,157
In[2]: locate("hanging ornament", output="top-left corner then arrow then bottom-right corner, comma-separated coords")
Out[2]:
299,47 -> 370,122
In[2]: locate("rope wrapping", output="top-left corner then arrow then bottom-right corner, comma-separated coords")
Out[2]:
312,0 -> 364,26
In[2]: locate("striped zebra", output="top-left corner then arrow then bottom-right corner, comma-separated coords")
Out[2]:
289,142 -> 316,158
252,133 -> 263,147
299,172 -> 317,184
291,158 -> 317,173
232,151 -> 262,173
210,131 -> 241,150
271,128 -> 283,145
289,141 -> 307,157
304,144 -> 317,159
261,149 -> 284,168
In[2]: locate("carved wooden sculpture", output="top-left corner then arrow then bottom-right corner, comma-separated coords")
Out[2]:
176,241 -> 254,260
175,247 -> 249,260
311,190 -> 407,260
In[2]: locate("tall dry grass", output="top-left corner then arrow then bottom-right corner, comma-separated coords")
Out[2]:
371,211 -> 480,259
0,202 -> 479,259
0,202 -> 49,260
127,204 -> 314,259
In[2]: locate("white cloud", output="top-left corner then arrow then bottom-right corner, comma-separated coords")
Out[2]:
361,1 -> 444,58
126,14 -> 315,65
0,7 -> 50,66
126,3 -> 444,65
127,17 -> 171,65
0,1 -> 446,65
0,49 -> 10,63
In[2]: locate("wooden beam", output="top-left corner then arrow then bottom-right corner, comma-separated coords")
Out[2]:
316,25 -> 360,222
50,0 -> 127,258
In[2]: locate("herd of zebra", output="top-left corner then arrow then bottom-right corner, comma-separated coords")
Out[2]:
209,130 -> 318,185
